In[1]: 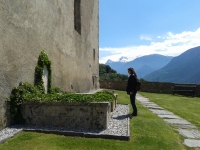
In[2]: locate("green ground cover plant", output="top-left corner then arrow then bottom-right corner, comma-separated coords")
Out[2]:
24,90 -> 115,103
139,92 -> 200,130
0,91 -> 193,150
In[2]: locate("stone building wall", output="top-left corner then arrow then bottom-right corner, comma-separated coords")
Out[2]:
0,0 -> 99,129
100,80 -> 200,97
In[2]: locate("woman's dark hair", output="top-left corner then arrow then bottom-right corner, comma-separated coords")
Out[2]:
128,67 -> 138,78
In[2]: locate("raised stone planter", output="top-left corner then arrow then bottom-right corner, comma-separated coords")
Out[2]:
21,102 -> 110,130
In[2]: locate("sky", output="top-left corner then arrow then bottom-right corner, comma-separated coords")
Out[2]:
99,0 -> 200,63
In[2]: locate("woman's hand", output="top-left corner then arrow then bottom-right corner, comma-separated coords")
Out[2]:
130,92 -> 133,95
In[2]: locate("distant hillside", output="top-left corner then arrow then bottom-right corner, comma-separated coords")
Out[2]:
144,46 -> 200,84
136,64 -> 155,78
106,54 -> 173,78
99,64 -> 128,81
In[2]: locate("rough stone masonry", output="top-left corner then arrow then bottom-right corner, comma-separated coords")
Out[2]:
21,102 -> 110,130
0,0 -> 99,130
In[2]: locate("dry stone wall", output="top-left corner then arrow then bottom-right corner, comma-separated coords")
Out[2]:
100,80 -> 200,97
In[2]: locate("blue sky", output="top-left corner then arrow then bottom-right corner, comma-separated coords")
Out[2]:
99,0 -> 200,63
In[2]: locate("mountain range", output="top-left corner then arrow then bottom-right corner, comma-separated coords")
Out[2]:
144,46 -> 200,84
106,54 -> 173,78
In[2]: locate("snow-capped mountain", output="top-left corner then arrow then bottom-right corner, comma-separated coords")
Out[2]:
105,54 -> 173,78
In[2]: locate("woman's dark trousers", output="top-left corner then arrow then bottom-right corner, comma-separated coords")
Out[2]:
130,92 -> 137,115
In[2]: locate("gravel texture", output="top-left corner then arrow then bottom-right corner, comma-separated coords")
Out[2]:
0,127 -> 23,144
0,104 -> 130,143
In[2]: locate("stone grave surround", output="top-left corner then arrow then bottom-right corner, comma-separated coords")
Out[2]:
0,104 -> 130,143
20,92 -> 118,130
21,102 -> 111,130
0,92 -> 131,142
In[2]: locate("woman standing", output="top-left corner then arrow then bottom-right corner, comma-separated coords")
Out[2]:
127,68 -> 138,117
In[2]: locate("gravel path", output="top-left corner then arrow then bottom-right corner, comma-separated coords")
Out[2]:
0,127 -> 23,144
0,104 -> 130,143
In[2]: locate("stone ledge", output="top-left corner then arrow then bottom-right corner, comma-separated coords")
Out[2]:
23,128 -> 130,141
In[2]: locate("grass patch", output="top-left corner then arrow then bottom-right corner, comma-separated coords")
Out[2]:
0,91 -> 193,150
139,92 -> 200,130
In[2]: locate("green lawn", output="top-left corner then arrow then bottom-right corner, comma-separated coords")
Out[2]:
0,91 -> 194,150
139,92 -> 200,130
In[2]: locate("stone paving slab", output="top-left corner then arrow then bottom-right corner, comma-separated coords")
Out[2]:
179,129 -> 200,139
139,102 -> 154,106
142,103 -> 157,105
138,101 -> 150,104
149,109 -> 174,115
188,130 -> 200,138
192,130 -> 200,139
143,103 -> 159,107
164,119 -> 191,125
136,97 -> 149,102
139,100 -> 152,103
174,124 -> 197,129
146,106 -> 164,110
158,114 -> 180,119
139,98 -> 152,101
184,139 -> 200,148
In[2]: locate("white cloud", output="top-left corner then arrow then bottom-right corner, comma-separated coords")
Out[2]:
100,27 -> 200,63
140,35 -> 152,41
157,36 -> 161,39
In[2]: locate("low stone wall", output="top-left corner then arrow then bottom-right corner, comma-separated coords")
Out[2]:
100,80 -> 200,97
21,102 -> 110,130
140,82 -> 174,94
100,81 -> 127,91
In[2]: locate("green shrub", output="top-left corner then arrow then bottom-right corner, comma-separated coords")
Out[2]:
8,82 -> 40,123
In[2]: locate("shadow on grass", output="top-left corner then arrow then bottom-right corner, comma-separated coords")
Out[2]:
112,114 -> 130,120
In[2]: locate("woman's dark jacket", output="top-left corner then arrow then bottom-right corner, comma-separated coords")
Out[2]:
126,74 -> 137,94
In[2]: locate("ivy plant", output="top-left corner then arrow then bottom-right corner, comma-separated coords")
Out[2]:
34,50 -> 52,93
